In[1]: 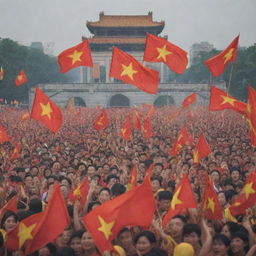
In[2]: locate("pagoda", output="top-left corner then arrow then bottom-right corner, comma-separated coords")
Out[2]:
81,12 -> 166,83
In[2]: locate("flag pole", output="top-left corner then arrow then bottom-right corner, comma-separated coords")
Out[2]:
227,63 -> 234,94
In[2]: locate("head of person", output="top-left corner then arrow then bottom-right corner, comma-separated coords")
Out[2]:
164,215 -> 187,242
210,170 -> 221,184
221,222 -> 246,239
150,177 -> 162,193
134,230 -> 156,256
69,230 -> 85,256
117,228 -> 134,251
212,234 -> 230,255
38,243 -> 57,256
0,211 -> 18,232
157,191 -> 172,213
81,230 -> 97,252
182,223 -> 201,249
98,187 -> 111,204
230,232 -> 249,255
111,183 -> 126,198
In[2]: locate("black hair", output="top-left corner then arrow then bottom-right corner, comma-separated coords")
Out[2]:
144,247 -> 168,256
106,174 -> 119,184
0,211 -> 18,229
213,234 -> 230,247
29,199 -> 43,214
68,230 -> 85,244
134,230 -> 156,245
173,215 -> 188,224
55,247 -> 76,256
111,183 -> 126,197
182,223 -> 201,238
157,191 -> 172,201
87,201 -> 101,212
117,227 -> 130,237
224,190 -> 237,201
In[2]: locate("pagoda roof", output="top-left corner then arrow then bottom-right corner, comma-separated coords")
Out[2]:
87,12 -> 164,28
85,37 -> 146,44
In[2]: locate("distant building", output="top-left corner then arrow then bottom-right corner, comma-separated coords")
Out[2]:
189,42 -> 214,65
44,42 -> 55,56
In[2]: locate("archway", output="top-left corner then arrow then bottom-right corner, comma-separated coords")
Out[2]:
154,95 -> 175,107
109,94 -> 130,107
67,97 -> 86,107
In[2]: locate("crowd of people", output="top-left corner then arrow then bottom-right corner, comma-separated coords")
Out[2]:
0,104 -> 256,256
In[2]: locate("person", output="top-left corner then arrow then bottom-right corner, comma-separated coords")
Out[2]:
81,230 -> 100,256
116,228 -> 136,256
0,211 -> 18,232
69,230 -> 84,256
98,188 -> 111,204
133,230 -> 167,256
230,232 -> 249,256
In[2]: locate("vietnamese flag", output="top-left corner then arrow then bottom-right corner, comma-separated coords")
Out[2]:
169,127 -> 192,156
120,115 -> 131,141
58,40 -> 93,73
5,212 -> 43,251
0,125 -> 9,143
110,47 -> 159,94
25,183 -> 69,254
83,175 -> 156,253
193,134 -> 211,164
229,171 -> 256,216
126,166 -> 137,191
93,110 -> 109,131
143,115 -> 153,139
209,86 -> 246,114
15,70 -> 28,86
10,144 -> 22,160
247,86 -> 256,146
0,66 -> 4,80
143,33 -> 188,74
69,177 -> 89,206
133,107 -> 142,130
182,93 -> 196,108
205,35 -> 239,77
0,195 -> 18,219
202,175 -> 223,220
163,174 -> 197,226
30,88 -> 62,132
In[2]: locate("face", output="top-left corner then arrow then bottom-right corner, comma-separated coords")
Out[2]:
218,192 -> 226,207
135,236 -> 153,255
98,190 -> 111,204
230,237 -> 245,254
231,171 -> 240,182
118,231 -> 133,249
38,247 -> 51,256
221,225 -> 231,239
87,166 -> 96,177
151,180 -> 160,193
158,199 -> 170,213
164,218 -> 184,241
3,215 -> 17,232
183,232 -> 200,248
70,237 -> 83,256
81,232 -> 95,251
212,240 -> 228,255
210,171 -> 220,183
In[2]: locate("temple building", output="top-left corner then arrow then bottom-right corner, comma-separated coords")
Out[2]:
81,12 -> 170,83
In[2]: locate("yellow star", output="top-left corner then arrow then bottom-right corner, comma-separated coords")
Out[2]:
97,216 -> 114,240
68,50 -> 83,65
177,134 -> 183,141
17,75 -> 24,81
40,102 -> 53,120
97,117 -> 104,125
170,187 -> 183,210
242,182 -> 256,199
121,63 -> 138,80
121,128 -> 127,136
223,48 -> 234,64
18,222 -> 36,248
206,197 -> 215,213
220,95 -> 236,106
193,150 -> 199,163
74,186 -> 81,197
157,45 -> 172,61
247,103 -> 252,115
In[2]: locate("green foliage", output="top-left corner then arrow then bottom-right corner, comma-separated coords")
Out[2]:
168,44 -> 256,101
0,38 -> 70,102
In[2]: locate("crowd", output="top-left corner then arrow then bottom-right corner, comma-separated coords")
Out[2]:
0,104 -> 256,256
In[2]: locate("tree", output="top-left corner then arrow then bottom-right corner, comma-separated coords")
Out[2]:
0,38 -> 70,102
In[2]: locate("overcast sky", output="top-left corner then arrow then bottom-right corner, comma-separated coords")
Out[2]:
0,0 -> 255,55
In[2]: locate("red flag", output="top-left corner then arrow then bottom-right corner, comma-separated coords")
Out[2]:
146,105 -> 155,117
83,176 -> 156,253
169,127 -> 192,156
143,116 -> 153,139
163,174 -> 197,226
133,107 -> 142,130
0,196 -> 18,219
209,86 -> 246,114
30,88 -> 62,132
0,66 -> 4,80
58,40 -> 93,73
247,86 -> 256,146
26,184 -> 69,254
120,115 -> 131,141
10,144 -> 22,160
21,112 -> 30,121
93,110 -> 109,131
229,171 -> 256,216
143,33 -> 188,74
5,212 -> 43,251
110,47 -> 159,94
126,166 -> 137,191
205,35 -> 239,77
0,125 -> 9,143
193,134 -> 211,164
182,93 -> 196,108
69,177 -> 89,206
15,70 -> 28,86
202,175 -> 223,220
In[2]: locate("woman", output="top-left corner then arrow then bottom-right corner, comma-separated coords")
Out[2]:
81,230 -> 100,256
0,210 -> 18,232
229,232 -> 249,256
69,230 -> 84,256
133,231 -> 167,256
98,188 -> 111,204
